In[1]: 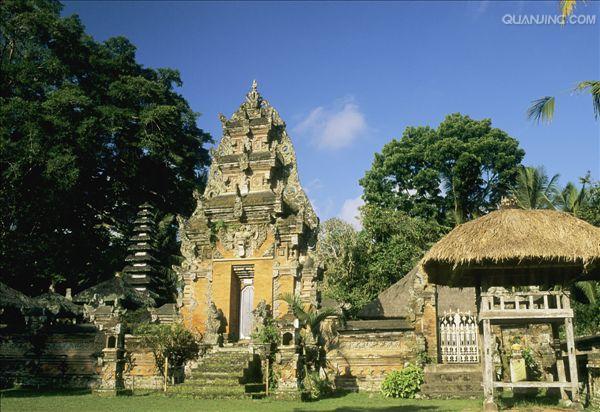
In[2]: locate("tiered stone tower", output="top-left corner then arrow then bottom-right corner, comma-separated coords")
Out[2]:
176,81 -> 320,341
123,203 -> 160,296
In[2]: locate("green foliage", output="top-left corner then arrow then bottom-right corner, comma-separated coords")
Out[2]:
521,347 -> 542,381
120,307 -> 152,333
318,206 -> 443,317
135,323 -> 200,375
360,113 -> 524,226
380,365 -> 424,399
510,166 -> 559,210
577,181 -> 600,226
282,293 -> 338,343
0,0 -> 211,296
572,281 -> 600,336
301,371 -> 333,401
527,96 -> 555,124
251,317 -> 280,346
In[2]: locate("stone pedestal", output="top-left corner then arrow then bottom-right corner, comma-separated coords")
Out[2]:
94,347 -> 126,396
273,345 -> 301,399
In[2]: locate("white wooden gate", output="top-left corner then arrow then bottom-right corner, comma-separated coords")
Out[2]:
439,311 -> 480,363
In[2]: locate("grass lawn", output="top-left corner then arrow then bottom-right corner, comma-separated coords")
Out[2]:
0,389 -> 484,412
0,389 -> 577,411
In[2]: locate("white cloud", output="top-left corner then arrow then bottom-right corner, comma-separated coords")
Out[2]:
294,98 -> 367,149
338,196 -> 364,230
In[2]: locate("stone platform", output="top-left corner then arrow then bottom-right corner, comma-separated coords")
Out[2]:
421,363 -> 482,399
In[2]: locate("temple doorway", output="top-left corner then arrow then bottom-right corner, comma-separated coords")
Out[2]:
239,284 -> 254,339
233,265 -> 254,340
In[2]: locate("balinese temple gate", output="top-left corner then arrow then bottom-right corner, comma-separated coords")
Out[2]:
175,81 -> 320,342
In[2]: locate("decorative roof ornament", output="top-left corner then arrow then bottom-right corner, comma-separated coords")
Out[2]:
499,196 -> 519,210
245,79 -> 262,109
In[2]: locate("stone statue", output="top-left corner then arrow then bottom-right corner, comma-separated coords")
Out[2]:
204,302 -> 222,345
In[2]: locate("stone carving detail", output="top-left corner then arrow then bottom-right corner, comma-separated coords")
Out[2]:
217,224 -> 269,258
262,244 -> 275,257
251,299 -> 269,338
204,302 -> 222,345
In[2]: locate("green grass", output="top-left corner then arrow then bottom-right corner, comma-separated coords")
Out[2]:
0,389 -> 482,412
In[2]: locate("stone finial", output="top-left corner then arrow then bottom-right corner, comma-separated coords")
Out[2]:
245,79 -> 262,109
499,195 -> 519,210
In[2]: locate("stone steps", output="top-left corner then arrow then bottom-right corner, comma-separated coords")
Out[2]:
171,345 -> 263,399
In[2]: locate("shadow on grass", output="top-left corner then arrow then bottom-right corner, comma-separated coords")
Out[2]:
293,407 -> 442,412
0,388 -> 91,398
496,392 -> 562,409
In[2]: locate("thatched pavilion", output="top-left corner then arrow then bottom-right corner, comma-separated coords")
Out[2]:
422,205 -> 600,411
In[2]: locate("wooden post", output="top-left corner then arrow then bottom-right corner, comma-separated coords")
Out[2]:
265,356 -> 269,396
482,319 -> 498,411
552,323 -> 568,400
164,356 -> 168,392
564,317 -> 580,404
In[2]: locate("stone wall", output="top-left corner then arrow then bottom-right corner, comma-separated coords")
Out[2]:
122,335 -> 163,390
493,324 -> 556,381
325,320 -> 423,392
0,325 -> 103,388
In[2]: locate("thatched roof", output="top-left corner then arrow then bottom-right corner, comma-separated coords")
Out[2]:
422,208 -> 600,287
0,282 -> 37,312
357,266 -> 421,319
73,276 -> 155,309
35,292 -> 83,317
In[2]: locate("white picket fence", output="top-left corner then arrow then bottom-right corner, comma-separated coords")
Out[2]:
439,311 -> 480,364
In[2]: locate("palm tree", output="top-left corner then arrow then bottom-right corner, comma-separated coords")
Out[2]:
281,293 -> 338,342
510,166 -> 560,210
528,82 -> 600,124
552,181 -> 589,214
527,2 -> 599,123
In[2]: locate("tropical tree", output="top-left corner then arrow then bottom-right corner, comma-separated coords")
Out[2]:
553,181 -> 589,214
509,166 -> 560,210
360,113 -> 524,226
0,0 -> 211,295
281,293 -> 338,344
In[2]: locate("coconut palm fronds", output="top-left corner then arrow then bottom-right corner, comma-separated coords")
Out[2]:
527,96 -> 555,124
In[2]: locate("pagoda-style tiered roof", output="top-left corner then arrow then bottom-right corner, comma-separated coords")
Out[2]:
122,203 -> 161,293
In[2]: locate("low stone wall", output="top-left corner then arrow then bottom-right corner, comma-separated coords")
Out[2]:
326,320 -> 421,392
0,325 -> 103,388
122,335 -> 163,390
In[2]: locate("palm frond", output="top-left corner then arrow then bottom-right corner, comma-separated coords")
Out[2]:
527,96 -> 555,124
574,80 -> 600,120
573,281 -> 598,304
560,0 -> 577,19
281,292 -> 308,321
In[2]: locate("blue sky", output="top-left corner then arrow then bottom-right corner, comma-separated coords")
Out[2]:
63,1 -> 599,227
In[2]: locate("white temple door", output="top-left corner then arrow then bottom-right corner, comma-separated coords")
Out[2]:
239,285 -> 254,339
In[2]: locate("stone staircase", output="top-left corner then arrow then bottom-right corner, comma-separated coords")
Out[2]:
421,363 -> 483,399
170,344 -> 265,399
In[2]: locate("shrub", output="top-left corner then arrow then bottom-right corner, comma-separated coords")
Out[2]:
251,317 -> 280,346
380,364 -> 424,398
302,371 -> 333,401
135,323 -> 200,376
